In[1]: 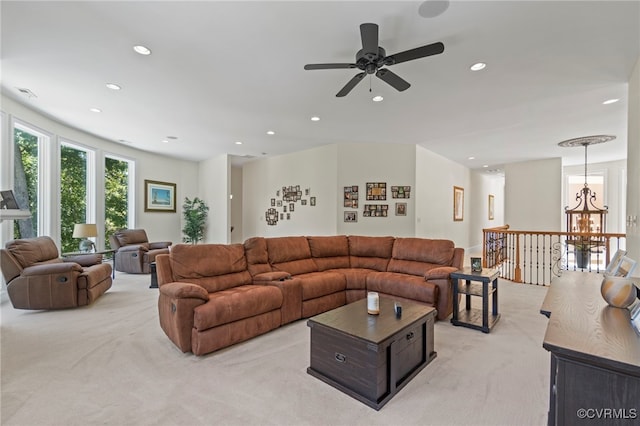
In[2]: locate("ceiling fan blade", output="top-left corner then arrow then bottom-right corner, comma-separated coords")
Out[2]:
385,42 -> 444,65
304,63 -> 357,70
360,23 -> 379,55
336,72 -> 366,97
376,69 -> 410,92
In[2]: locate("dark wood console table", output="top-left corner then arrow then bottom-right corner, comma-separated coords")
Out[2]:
541,271 -> 640,425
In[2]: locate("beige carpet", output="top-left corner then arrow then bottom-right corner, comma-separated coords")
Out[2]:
1,273 -> 550,426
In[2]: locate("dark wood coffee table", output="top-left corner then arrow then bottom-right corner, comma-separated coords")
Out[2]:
307,297 -> 437,410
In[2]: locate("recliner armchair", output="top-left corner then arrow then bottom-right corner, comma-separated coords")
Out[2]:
109,228 -> 172,274
0,236 -> 112,309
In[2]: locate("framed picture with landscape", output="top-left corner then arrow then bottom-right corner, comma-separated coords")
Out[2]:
144,179 -> 176,212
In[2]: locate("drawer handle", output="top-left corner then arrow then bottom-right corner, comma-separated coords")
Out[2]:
335,352 -> 346,363
406,332 -> 415,341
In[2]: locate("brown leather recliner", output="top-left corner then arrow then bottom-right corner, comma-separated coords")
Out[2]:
0,236 -> 112,309
109,229 -> 171,274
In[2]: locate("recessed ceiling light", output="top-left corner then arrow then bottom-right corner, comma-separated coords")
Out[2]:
235,141 -> 243,145
468,156 -> 475,160
267,130 -> 275,135
483,165 -> 489,168
162,140 -> 169,143
470,62 -> 486,71
311,116 -> 320,121
602,98 -> 619,105
106,83 -> 121,90
133,45 -> 152,55
89,107 -> 102,113
372,95 -> 384,102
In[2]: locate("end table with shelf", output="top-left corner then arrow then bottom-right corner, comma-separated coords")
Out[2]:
451,267 -> 500,333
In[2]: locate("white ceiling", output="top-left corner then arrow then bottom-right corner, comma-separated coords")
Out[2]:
2,1 -> 639,170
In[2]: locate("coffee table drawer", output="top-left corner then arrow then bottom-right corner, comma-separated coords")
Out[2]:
394,321 -> 427,382
309,325 -> 388,401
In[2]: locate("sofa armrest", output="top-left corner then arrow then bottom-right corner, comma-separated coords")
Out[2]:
118,244 -> 148,253
159,282 -> 209,301
63,254 -> 103,267
253,271 -> 291,282
22,262 -> 83,276
149,241 -> 172,250
425,266 -> 457,280
254,278 -> 301,325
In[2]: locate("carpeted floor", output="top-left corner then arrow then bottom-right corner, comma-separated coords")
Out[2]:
1,273 -> 550,426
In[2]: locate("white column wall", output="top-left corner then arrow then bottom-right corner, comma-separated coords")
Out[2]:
198,154 -> 230,244
627,56 -> 640,260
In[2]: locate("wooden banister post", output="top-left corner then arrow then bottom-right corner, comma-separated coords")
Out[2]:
514,233 -> 522,283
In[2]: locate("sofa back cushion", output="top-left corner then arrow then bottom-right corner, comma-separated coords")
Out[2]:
348,236 -> 395,271
266,236 -> 318,276
5,236 -> 60,268
169,243 -> 251,292
113,229 -> 149,248
388,238 -> 455,276
307,235 -> 350,271
243,237 -> 272,276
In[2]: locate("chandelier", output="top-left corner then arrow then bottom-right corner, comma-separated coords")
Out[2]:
559,135 -> 614,252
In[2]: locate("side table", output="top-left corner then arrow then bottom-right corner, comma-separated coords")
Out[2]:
451,267 -> 500,333
150,262 -> 158,289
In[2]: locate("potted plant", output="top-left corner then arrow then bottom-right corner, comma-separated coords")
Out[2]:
182,197 -> 209,244
572,238 -> 592,269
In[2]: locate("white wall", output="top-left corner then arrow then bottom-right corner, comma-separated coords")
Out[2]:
504,158 -> 562,231
242,144 -> 338,238
336,143 -> 416,237
0,95 -> 198,248
627,56 -> 640,260
563,159 -> 626,233
198,154 -> 230,244
415,145 -> 471,249
469,171 -> 505,248
230,165 -> 243,243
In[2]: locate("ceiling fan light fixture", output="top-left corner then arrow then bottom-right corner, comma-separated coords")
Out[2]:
133,45 -> 152,55
470,62 -> 486,71
372,95 -> 384,102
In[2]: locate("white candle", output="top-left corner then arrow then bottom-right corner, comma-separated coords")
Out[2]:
367,292 -> 380,315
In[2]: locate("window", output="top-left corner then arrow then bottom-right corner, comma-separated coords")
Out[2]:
13,123 -> 47,239
104,155 -> 133,249
60,141 -> 93,253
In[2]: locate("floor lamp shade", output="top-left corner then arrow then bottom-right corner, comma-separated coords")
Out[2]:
73,223 -> 98,252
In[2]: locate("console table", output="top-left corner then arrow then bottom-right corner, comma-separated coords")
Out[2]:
541,271 -> 640,425
451,267 -> 500,333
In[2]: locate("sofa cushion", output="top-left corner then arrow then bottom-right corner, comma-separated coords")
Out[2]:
348,235 -> 394,271
366,271 -> 439,305
244,237 -> 272,276
114,229 -> 149,246
307,235 -> 350,271
330,268 -> 373,290
5,236 -> 60,268
293,271 -> 346,301
169,244 -> 251,292
267,237 -> 318,276
391,238 -> 455,265
193,284 -> 283,331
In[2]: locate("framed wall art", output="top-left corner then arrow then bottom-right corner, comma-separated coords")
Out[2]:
344,185 -> 359,208
344,211 -> 357,222
366,182 -> 386,200
144,180 -> 176,212
363,204 -> 388,217
391,186 -> 411,199
395,202 -> 407,216
453,186 -> 464,222
488,194 -> 495,220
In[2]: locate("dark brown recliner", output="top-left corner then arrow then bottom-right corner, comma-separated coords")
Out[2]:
0,236 -> 112,309
109,228 -> 171,274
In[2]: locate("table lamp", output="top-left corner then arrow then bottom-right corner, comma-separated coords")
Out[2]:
73,223 -> 98,253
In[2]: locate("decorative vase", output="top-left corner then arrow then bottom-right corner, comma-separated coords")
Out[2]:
600,276 -> 638,309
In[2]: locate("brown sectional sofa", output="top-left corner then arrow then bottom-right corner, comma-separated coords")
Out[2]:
156,235 -> 463,356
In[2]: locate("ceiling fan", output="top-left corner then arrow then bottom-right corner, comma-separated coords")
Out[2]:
304,23 -> 444,97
